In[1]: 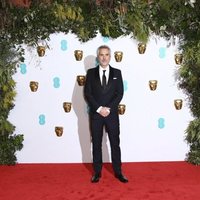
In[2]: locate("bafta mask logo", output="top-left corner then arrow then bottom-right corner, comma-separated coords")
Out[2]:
174,54 -> 183,65
174,99 -> 183,110
63,102 -> 72,113
37,46 -> 46,57
149,80 -> 158,91
138,43 -> 146,54
74,50 -> 83,61
118,104 -> 126,115
55,126 -> 63,137
30,81 -> 39,92
77,75 -> 86,86
114,51 -> 123,62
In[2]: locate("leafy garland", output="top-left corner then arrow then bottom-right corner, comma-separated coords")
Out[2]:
0,0 -> 200,164
0,43 -> 24,165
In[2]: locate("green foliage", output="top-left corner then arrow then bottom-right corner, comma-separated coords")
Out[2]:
0,134 -> 24,165
185,119 -> 200,165
177,38 -> 200,165
123,0 -> 149,43
146,0 -> 198,40
178,40 -> 200,117
1,0 -> 200,164
0,0 -> 152,45
0,43 -> 24,165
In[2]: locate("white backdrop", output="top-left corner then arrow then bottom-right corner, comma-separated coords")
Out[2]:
9,32 -> 193,163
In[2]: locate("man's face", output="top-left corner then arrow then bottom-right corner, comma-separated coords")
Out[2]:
97,48 -> 111,68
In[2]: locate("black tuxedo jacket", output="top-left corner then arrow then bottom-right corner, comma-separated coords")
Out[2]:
84,65 -> 124,116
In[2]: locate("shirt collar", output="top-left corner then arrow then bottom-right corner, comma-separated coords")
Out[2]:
99,65 -> 109,72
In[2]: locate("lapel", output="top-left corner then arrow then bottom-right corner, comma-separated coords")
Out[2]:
95,66 -> 102,88
107,65 -> 114,88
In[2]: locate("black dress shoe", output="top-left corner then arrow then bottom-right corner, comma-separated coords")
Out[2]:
91,173 -> 101,183
115,173 -> 128,183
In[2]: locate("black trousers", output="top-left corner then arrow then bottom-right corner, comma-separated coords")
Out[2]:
90,113 -> 122,175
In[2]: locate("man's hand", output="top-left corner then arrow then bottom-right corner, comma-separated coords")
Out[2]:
99,107 -> 110,117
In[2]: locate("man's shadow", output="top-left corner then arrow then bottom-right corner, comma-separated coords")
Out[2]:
72,55 -> 112,174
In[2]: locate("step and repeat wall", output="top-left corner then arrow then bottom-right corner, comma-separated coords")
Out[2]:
9,32 -> 193,163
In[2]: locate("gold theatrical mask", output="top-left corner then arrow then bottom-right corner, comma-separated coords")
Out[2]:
174,99 -> 183,110
118,104 -> 126,115
114,51 -> 123,62
29,81 -> 39,92
149,80 -> 158,91
174,54 -> 183,65
37,46 -> 46,57
55,126 -> 63,137
74,50 -> 83,61
63,102 -> 72,113
77,75 -> 86,86
138,43 -> 146,54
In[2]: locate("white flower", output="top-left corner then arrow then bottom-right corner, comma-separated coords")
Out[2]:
160,25 -> 166,31
185,0 -> 196,7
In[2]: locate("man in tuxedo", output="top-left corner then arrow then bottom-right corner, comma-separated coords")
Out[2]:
84,45 -> 128,183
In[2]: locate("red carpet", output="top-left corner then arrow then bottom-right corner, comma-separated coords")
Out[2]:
0,162 -> 200,200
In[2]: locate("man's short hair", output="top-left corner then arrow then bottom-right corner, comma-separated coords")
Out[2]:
97,45 -> 111,55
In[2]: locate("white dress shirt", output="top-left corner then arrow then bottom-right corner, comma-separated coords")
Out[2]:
99,65 -> 109,85
97,66 -> 110,114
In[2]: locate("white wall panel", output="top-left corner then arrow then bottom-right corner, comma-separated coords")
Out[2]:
8,33 -> 192,163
